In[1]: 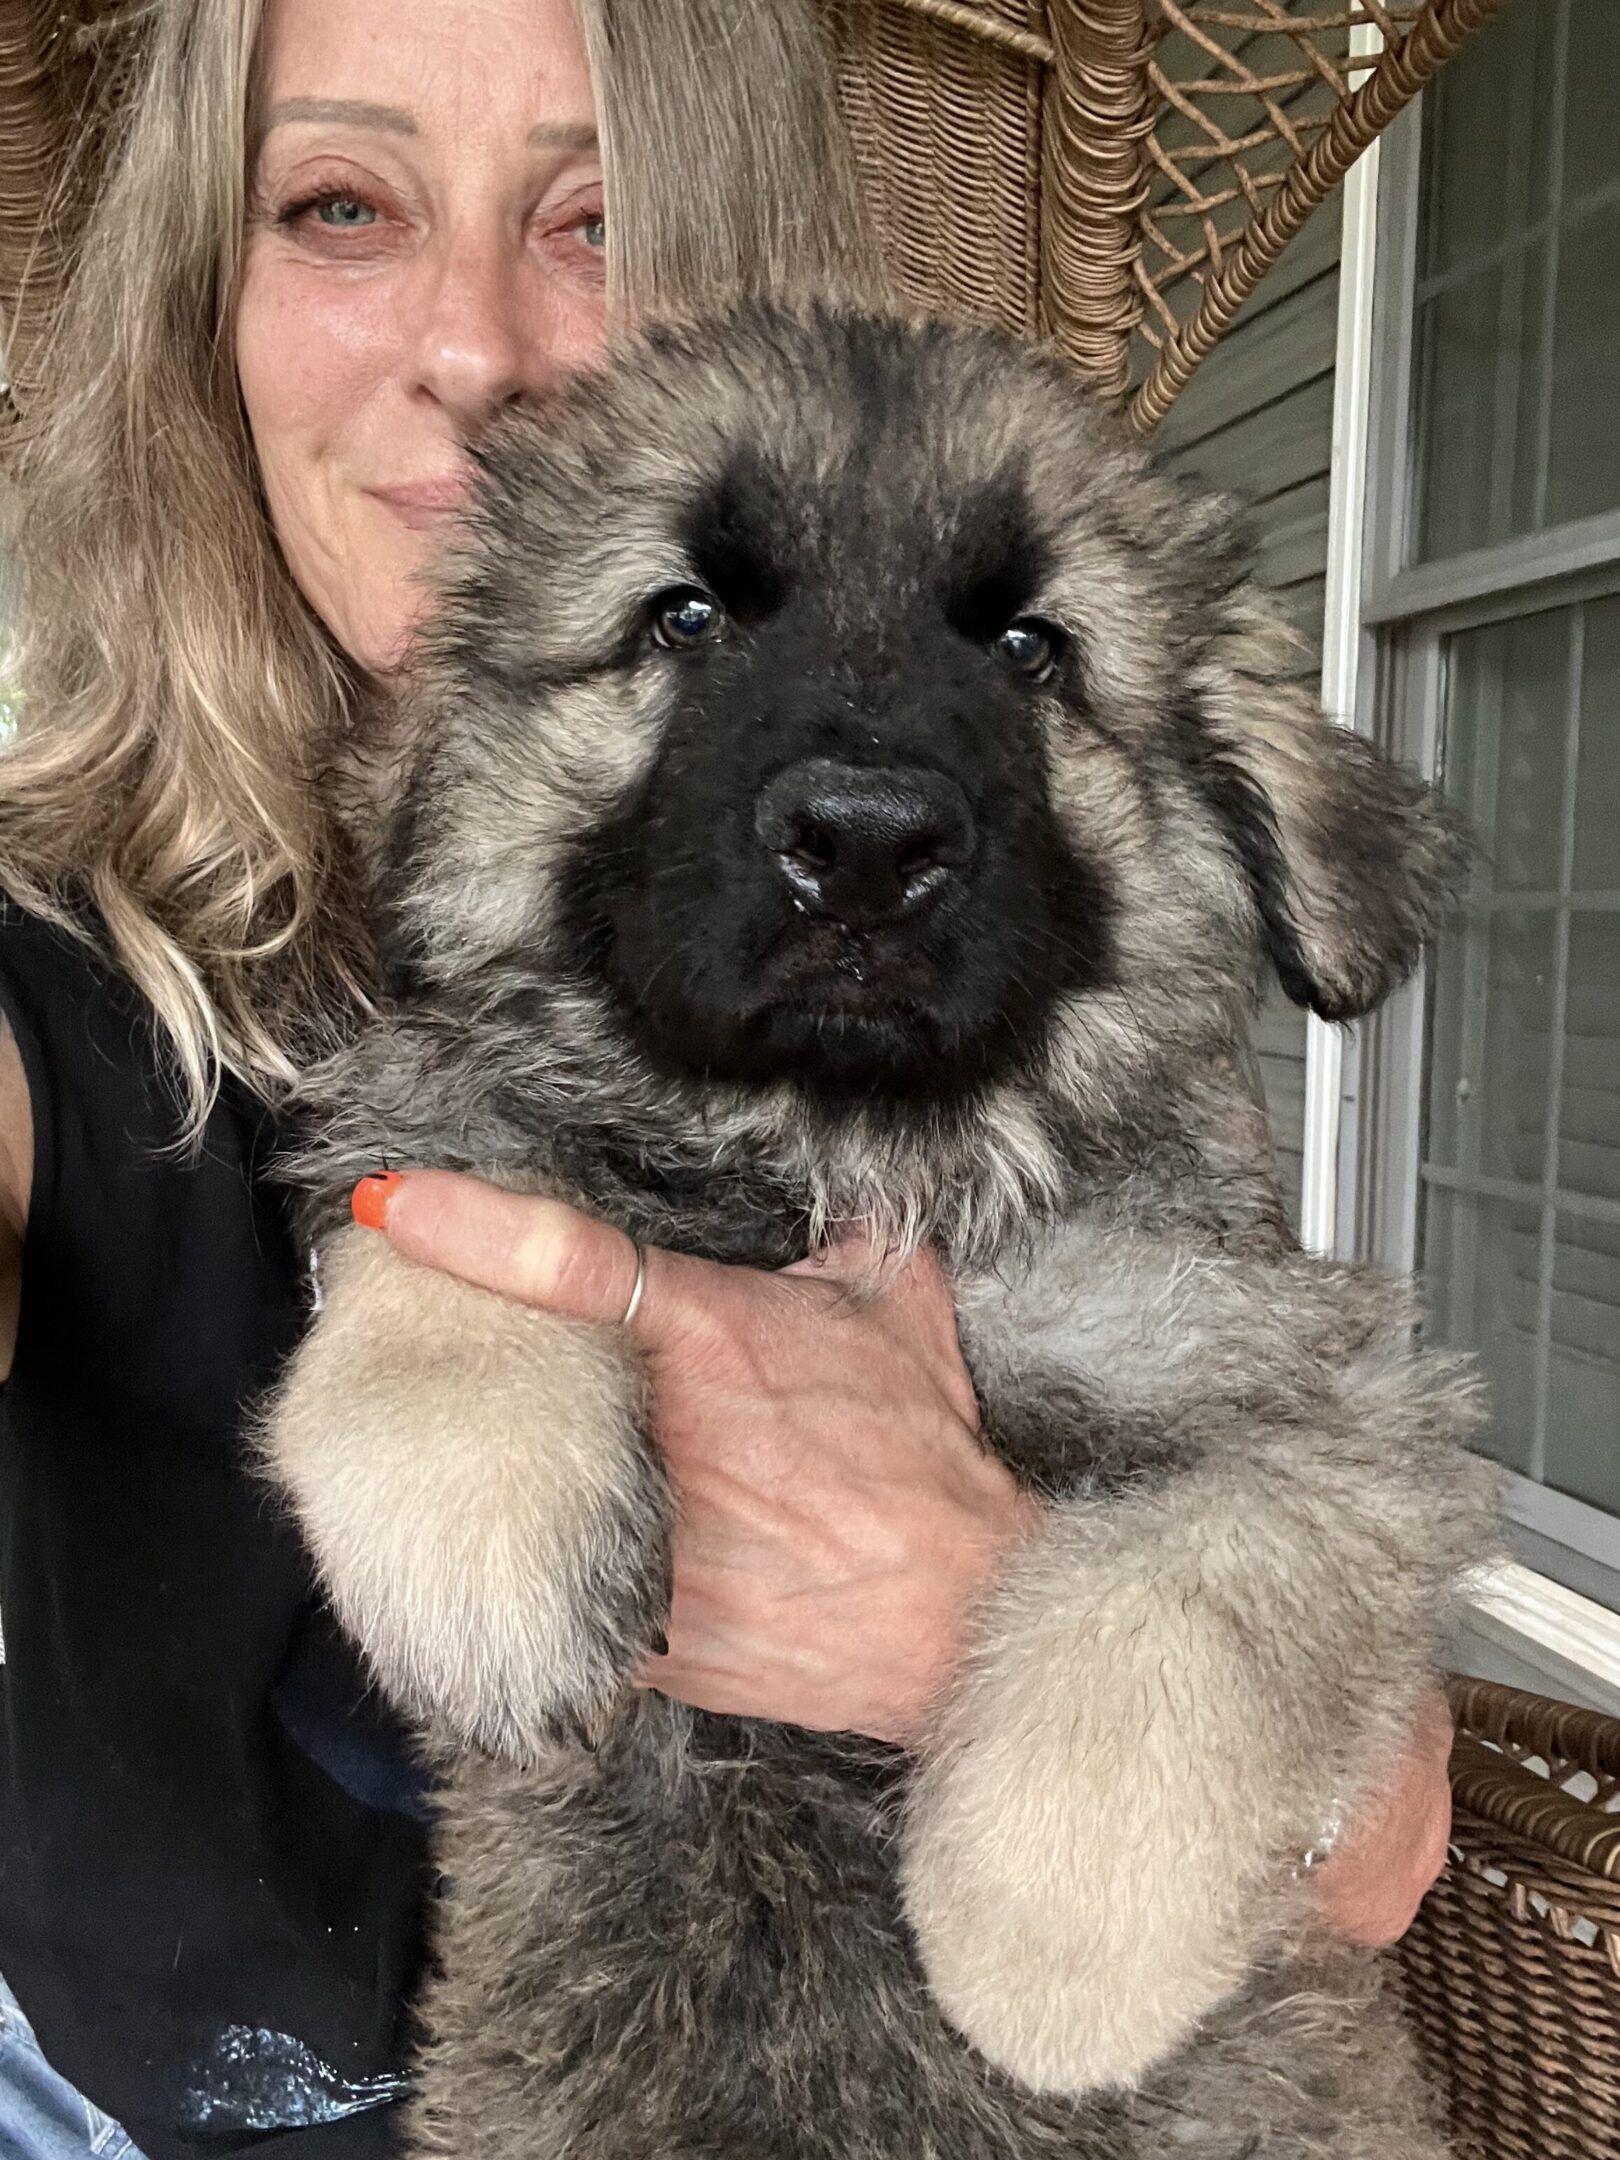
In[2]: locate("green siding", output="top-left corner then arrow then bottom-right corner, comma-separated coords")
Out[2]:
1150,207 -> 1342,1225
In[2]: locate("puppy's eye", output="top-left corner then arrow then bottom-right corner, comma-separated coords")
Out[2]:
652,587 -> 725,649
993,618 -> 1062,681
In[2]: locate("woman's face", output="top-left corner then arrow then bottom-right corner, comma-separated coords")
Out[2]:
236,0 -> 607,678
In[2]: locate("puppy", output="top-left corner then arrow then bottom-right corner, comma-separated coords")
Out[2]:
265,305 -> 1496,2159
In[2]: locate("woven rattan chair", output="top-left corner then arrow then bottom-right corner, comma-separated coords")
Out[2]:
8,7 -> 1618,2160
818,0 -> 1513,426
1399,1676 -> 1620,2160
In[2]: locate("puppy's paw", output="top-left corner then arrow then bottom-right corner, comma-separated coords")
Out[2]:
492,1399 -> 671,1760
901,1511 -> 1288,2094
903,1760 -> 1260,2094
263,1225 -> 671,1762
441,1384 -> 671,1762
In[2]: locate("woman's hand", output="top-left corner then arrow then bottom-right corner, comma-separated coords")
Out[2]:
1306,1688 -> 1456,1946
368,1170 -> 1037,1745
361,1171 -> 1455,1937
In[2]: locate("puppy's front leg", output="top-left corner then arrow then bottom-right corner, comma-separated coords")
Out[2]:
902,1291 -> 1495,2101
263,1223 -> 670,1760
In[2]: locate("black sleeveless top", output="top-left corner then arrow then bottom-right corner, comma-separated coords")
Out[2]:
0,909 -> 431,2160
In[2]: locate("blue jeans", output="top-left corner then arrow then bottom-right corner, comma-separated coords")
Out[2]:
0,1973 -> 147,2159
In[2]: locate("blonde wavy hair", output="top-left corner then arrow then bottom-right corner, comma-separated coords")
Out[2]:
0,0 -> 878,1130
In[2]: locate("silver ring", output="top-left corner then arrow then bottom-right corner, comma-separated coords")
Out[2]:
620,1241 -> 648,1330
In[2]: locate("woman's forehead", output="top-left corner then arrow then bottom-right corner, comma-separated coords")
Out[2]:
252,0 -> 598,145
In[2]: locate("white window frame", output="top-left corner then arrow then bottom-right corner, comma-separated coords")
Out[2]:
1302,63 -> 1620,1711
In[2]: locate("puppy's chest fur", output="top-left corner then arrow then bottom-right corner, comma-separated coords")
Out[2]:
405,1148 -> 1406,2160
292,1030 -> 1308,1500
287,1024 -> 1429,2160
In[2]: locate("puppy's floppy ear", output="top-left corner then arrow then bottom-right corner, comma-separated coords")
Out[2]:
1184,587 -> 1470,1022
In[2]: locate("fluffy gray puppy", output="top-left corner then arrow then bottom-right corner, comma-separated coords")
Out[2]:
265,305 -> 1497,2160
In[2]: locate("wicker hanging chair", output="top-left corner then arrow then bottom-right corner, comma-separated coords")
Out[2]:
7,7 -> 1620,2160
818,0 -> 1513,427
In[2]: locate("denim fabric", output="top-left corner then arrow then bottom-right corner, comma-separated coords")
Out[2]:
0,1973 -> 147,2159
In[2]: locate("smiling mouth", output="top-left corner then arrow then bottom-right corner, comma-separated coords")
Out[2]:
369,476 -> 471,530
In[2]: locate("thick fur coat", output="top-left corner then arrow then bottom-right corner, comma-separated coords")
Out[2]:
264,307 -> 1498,2159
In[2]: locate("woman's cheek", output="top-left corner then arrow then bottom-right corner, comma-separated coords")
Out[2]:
527,251 -> 610,379
237,249 -> 402,475
236,249 -> 421,669
551,294 -> 609,376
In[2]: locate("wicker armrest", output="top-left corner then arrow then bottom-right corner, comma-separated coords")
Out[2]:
1398,1676 -> 1620,2160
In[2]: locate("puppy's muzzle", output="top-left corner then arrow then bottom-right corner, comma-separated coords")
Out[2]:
754,758 -> 974,929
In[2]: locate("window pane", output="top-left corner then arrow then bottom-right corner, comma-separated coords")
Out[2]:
1410,0 -> 1620,562
1419,0 -> 1554,281
1412,260 -> 1545,560
1561,915 -> 1620,1204
1544,1217 -> 1620,1515
1563,0 -> 1620,203
1573,595 -> 1620,890
1427,909 -> 1556,1185
1423,596 -> 1620,1559
1444,612 -> 1568,891
1421,1186 -> 1541,1475
1544,208 -> 1620,532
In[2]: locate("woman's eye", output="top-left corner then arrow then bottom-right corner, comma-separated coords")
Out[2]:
581,214 -> 605,251
652,588 -> 724,649
276,189 -> 383,237
313,195 -> 376,229
993,618 -> 1061,681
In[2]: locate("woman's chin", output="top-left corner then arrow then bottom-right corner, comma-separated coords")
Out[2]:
315,575 -> 431,686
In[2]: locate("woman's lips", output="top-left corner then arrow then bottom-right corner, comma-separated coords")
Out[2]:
368,476 -> 471,530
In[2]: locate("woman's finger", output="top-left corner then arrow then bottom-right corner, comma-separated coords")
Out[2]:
782,1224 -> 887,1280
353,1169 -> 652,1334
786,1233 -> 978,1428
783,1227 -> 951,1308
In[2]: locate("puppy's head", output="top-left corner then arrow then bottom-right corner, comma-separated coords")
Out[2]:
392,306 -> 1464,1150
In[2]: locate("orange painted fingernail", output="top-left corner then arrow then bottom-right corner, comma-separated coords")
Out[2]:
351,1171 -> 404,1231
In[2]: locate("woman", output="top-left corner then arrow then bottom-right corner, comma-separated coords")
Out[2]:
0,2 -> 1454,2156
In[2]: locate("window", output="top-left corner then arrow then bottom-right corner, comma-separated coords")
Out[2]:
1359,0 -> 1620,1614
1410,0 -> 1620,559
1424,598 -> 1620,1516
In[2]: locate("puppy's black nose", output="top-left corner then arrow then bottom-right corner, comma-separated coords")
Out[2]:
754,758 -> 974,926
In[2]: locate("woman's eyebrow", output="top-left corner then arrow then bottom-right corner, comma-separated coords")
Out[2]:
266,98 -> 417,135
527,121 -> 598,152
261,104 -> 596,154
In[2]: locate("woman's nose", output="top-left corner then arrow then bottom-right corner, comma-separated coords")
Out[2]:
408,236 -> 534,428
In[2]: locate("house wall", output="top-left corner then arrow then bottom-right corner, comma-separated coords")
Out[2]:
1148,208 -> 1343,1226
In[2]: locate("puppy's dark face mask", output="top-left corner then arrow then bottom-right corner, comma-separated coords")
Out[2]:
391,307 -> 1464,1136
547,450 -> 1113,1103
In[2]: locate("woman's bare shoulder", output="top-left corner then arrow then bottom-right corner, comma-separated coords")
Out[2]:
0,1022 -> 32,1378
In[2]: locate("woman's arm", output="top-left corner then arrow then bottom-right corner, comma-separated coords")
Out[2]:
0,1024 -> 33,1381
